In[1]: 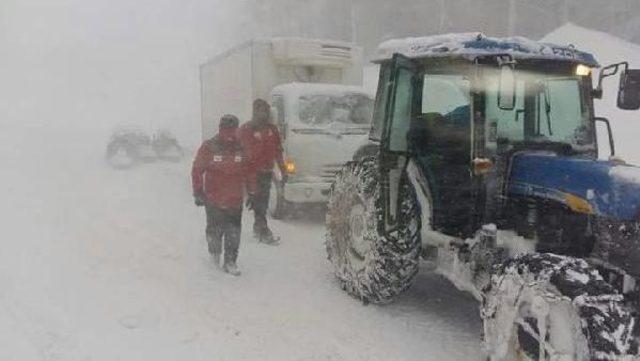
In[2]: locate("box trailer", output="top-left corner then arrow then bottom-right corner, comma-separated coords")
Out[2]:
199,38 -> 364,139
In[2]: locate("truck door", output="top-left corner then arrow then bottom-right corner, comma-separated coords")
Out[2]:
376,54 -> 420,234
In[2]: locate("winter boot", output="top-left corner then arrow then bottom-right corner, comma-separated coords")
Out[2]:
210,253 -> 221,268
223,262 -> 241,276
252,222 -> 262,239
258,229 -> 280,246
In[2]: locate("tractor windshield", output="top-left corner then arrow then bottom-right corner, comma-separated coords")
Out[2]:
483,68 -> 593,148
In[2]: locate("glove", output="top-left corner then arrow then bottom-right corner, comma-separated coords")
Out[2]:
246,193 -> 256,210
194,192 -> 206,207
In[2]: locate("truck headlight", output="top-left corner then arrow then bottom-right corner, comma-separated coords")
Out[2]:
284,158 -> 296,174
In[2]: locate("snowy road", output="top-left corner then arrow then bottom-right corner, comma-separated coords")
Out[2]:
0,127 -> 483,360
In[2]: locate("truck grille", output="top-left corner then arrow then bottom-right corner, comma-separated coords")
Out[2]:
321,163 -> 345,182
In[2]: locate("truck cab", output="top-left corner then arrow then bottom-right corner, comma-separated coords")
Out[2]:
268,83 -> 374,217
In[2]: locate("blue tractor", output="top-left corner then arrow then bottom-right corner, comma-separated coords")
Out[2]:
326,33 -> 640,360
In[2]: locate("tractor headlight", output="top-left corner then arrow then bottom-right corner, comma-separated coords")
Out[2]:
575,64 -> 592,76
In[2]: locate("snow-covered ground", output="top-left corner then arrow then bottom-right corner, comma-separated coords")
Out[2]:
0,125 -> 482,361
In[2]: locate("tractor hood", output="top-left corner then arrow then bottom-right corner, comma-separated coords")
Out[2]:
507,153 -> 640,221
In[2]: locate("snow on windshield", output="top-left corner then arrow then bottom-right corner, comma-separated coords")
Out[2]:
298,93 -> 373,127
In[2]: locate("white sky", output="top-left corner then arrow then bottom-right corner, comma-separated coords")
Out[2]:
0,0 -> 254,143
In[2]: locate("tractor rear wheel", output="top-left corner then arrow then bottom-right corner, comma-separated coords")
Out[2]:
325,155 -> 421,304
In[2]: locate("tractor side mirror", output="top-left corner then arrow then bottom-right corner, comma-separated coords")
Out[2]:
595,117 -> 615,157
617,69 -> 640,110
498,64 -> 516,110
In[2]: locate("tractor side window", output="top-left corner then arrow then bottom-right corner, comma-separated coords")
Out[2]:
388,67 -> 414,152
370,63 -> 392,141
418,74 -> 471,149
422,75 -> 470,125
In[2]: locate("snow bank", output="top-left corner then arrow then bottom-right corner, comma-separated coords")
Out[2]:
542,23 -> 640,165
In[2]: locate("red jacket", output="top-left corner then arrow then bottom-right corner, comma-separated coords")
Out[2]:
239,121 -> 284,174
191,136 -> 255,209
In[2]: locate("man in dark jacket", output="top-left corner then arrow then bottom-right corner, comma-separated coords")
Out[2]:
192,115 -> 255,275
240,99 -> 286,245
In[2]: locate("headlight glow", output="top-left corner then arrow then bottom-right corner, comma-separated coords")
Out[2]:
284,158 -> 296,174
576,64 -> 592,76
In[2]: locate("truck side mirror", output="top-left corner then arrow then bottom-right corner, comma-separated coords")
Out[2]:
617,69 -> 640,110
498,64 -> 516,110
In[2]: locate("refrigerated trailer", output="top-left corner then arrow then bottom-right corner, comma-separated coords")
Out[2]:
199,38 -> 364,140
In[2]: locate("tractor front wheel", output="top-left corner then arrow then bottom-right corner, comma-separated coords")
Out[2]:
482,253 -> 636,360
325,155 -> 421,304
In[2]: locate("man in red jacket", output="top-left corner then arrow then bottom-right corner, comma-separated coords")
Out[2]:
192,114 -> 254,275
240,99 -> 286,245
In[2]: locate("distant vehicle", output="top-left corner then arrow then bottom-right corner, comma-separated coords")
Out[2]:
105,129 -> 156,169
151,130 -> 183,162
200,38 -> 373,217
326,33 -> 640,359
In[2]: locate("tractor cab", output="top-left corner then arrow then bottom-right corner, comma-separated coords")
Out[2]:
326,33 -> 640,358
371,33 -> 640,240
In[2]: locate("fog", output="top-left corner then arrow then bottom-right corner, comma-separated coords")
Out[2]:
4,1 -> 640,360
0,0 -> 252,144
3,0 -> 640,145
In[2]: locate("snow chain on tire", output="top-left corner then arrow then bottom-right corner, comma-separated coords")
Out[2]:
325,155 -> 421,304
483,253 -> 636,360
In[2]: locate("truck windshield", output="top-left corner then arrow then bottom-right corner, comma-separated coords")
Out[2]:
484,69 -> 592,147
298,93 -> 373,128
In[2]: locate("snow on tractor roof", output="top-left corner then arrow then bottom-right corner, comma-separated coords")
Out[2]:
374,32 -> 599,67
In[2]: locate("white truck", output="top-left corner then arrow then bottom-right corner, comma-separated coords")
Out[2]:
200,38 -> 374,217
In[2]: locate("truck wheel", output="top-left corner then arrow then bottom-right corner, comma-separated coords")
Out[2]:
325,155 -> 421,304
268,179 -> 288,219
482,253 -> 636,361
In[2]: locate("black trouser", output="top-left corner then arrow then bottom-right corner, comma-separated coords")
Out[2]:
205,205 -> 242,264
252,171 -> 272,236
